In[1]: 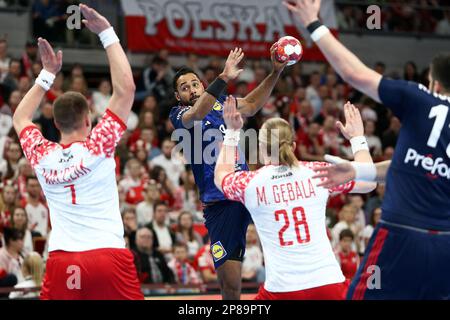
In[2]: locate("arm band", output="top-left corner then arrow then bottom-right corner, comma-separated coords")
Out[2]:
35,69 -> 55,91
223,129 -> 240,147
306,20 -> 330,42
352,162 -> 377,182
98,27 -> 120,49
350,136 -> 370,155
205,77 -> 227,99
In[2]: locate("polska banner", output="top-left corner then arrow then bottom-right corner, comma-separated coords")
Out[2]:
121,0 -> 338,61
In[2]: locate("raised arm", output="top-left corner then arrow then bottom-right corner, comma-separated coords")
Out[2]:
236,44 -> 288,117
13,38 -> 62,135
80,4 -> 135,123
214,95 -> 243,191
284,0 -> 382,103
331,102 -> 376,193
181,49 -> 244,129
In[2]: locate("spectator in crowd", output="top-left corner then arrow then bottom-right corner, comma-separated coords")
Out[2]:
0,90 -> 21,116
335,229 -> 359,281
45,72 -> 63,103
0,227 -> 24,283
136,56 -> 172,102
297,122 -> 325,161
150,138 -> 185,188
92,78 -> 112,121
306,71 -> 322,117
365,184 -> 385,222
32,0 -> 66,42
0,107 -> 12,138
16,158 -> 33,201
35,101 -> 59,142
436,9 -> 450,35
194,239 -> 217,284
348,194 -> 366,233
0,142 -> 23,180
10,207 -> 41,255
332,204 -> 360,250
174,169 -> 200,214
403,61 -> 420,82
122,208 -> 138,250
149,165 -> 175,205
382,116 -> 401,149
119,159 -> 147,206
0,184 -> 17,230
360,207 -> 382,255
22,177 -> 49,238
136,181 -> 161,227
0,39 -> 11,83
175,211 -> 203,261
9,251 -> 43,299
167,242 -> 202,285
21,40 -> 39,80
365,120 -> 383,158
146,201 -> 175,260
1,59 -> 22,99
133,227 -> 175,284
242,224 -> 264,283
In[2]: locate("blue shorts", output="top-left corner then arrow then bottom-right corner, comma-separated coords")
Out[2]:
203,200 -> 252,269
347,221 -> 450,300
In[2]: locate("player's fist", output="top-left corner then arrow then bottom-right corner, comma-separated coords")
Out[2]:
79,3 -> 111,35
38,37 -> 62,75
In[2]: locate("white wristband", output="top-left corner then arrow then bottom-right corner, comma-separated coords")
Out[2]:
351,162 -> 377,182
98,27 -> 119,48
350,136 -> 369,155
310,25 -> 330,42
223,129 -> 240,147
35,69 -> 56,91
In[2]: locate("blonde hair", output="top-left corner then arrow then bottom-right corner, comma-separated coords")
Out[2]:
22,252 -> 44,286
259,118 -> 298,167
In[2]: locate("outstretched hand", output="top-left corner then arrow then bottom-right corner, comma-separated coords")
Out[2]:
79,3 -> 111,35
270,42 -> 288,73
223,95 -> 243,131
337,101 -> 364,140
283,0 -> 321,27
220,48 -> 244,82
38,37 -> 62,74
312,162 -> 356,189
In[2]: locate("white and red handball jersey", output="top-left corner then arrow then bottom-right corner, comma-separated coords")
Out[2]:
222,162 -> 355,293
19,110 -> 126,252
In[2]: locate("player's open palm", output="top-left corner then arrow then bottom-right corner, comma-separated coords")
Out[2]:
312,162 -> 355,189
38,37 -> 62,74
283,0 -> 322,26
337,101 -> 364,140
223,95 -> 243,131
80,3 -> 111,35
221,48 -> 244,81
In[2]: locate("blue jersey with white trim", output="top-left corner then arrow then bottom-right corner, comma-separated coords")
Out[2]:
169,95 -> 248,203
378,77 -> 450,230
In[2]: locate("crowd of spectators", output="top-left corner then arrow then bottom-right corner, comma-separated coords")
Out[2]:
0,8 -> 437,295
336,0 -> 450,35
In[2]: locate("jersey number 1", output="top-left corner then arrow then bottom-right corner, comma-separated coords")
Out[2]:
274,206 -> 310,246
427,104 -> 450,157
64,184 -> 77,205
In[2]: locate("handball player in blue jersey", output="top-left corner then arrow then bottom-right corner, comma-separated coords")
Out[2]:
169,47 -> 287,299
286,0 -> 450,299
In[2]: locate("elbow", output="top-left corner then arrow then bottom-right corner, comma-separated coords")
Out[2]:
114,76 -> 136,97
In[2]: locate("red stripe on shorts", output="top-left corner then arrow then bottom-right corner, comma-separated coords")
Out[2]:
351,227 -> 388,300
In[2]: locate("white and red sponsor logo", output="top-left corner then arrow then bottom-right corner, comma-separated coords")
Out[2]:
404,148 -> 450,179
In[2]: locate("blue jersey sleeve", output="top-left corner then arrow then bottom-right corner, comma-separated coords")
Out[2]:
169,106 -> 191,129
378,77 -> 419,120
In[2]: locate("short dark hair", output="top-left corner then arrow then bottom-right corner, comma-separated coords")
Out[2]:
339,228 -> 354,241
173,67 -> 200,91
3,227 -> 25,246
26,175 -> 39,185
153,200 -> 168,213
431,52 -> 450,91
53,91 -> 89,133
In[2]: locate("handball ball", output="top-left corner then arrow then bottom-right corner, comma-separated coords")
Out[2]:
274,36 -> 303,66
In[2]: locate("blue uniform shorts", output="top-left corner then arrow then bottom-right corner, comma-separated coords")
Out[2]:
347,220 -> 450,300
203,200 -> 252,269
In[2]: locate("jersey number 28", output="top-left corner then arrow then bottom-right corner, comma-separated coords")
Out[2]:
274,206 -> 310,246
